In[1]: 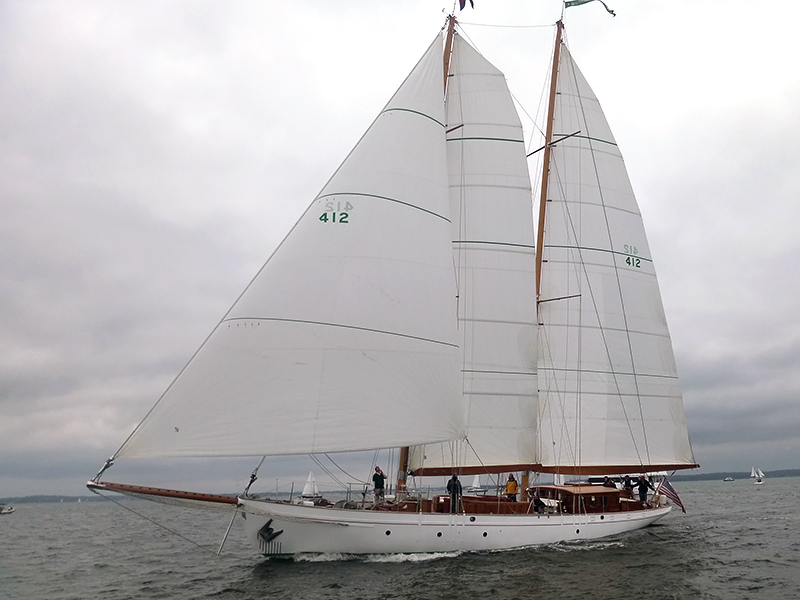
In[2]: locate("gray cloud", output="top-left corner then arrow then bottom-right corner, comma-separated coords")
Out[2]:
2,1 -> 800,497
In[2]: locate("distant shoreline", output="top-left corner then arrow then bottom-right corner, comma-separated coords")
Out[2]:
668,468 -> 800,482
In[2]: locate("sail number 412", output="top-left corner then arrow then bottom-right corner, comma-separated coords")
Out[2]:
320,200 -> 353,224
624,244 -> 641,268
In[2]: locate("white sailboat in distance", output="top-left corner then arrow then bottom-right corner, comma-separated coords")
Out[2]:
751,467 -> 765,485
88,9 -> 698,556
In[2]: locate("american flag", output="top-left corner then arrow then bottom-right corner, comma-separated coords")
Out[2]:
656,477 -> 686,513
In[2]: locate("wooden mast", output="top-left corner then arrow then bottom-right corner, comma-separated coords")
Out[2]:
397,15 -> 458,498
524,20 -> 564,500
443,14 -> 457,93
534,20 -> 564,301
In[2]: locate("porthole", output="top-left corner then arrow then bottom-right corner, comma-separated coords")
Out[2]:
437,532 -> 442,537
576,529 -> 580,534
469,516 -> 476,522
600,515 -> 605,520
483,532 -> 488,537
385,530 -> 391,536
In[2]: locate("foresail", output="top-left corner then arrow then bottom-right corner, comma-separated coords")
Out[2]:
536,45 -> 696,474
408,35 -> 538,475
116,34 -> 464,459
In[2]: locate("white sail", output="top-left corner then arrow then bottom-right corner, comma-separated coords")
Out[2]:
408,35 -> 538,474
116,34 -> 465,459
536,45 -> 695,473
300,471 -> 320,498
751,467 -> 765,479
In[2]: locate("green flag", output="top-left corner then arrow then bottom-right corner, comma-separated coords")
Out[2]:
565,0 -> 616,16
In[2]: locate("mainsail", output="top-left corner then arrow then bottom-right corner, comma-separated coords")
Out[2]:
535,43 -> 696,474
115,34 -> 465,460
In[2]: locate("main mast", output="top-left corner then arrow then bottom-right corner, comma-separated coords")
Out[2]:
396,14 -> 458,498
534,20 -> 564,300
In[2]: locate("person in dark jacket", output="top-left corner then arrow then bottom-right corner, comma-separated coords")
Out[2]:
636,475 -> 654,504
447,474 -> 462,514
372,466 -> 387,504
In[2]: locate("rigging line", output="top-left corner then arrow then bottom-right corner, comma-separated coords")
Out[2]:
91,489 -> 233,557
556,53 -> 647,467
458,21 -> 555,29
308,455 -> 348,490
565,50 -> 651,466
546,118 -> 596,474
463,438 -> 502,511
322,454 -> 369,485
537,299 -> 579,471
527,130 -> 582,157
243,455 -> 266,496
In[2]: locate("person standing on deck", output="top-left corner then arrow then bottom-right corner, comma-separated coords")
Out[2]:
636,475 -> 654,504
447,474 -> 462,514
504,473 -> 519,502
372,466 -> 387,504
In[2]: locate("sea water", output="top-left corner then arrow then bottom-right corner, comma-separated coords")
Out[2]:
1,478 -> 798,600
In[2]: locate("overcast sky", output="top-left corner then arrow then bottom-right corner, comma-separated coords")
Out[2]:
2,0 -> 799,498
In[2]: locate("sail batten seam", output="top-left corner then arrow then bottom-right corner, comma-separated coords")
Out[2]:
315,192 -> 450,222
222,317 -> 459,348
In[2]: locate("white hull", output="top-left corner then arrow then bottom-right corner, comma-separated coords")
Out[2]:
239,498 -> 671,556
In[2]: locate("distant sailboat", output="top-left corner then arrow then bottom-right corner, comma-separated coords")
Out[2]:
297,471 -> 322,504
88,10 -> 698,556
751,467 -> 765,485
466,475 -> 489,495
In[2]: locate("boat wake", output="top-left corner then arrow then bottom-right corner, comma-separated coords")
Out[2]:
288,551 -> 462,563
550,540 -> 627,553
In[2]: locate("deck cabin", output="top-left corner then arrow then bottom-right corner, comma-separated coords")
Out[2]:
373,482 -> 649,515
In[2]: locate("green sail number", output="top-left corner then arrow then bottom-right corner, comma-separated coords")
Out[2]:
319,200 -> 353,224
623,244 -> 641,268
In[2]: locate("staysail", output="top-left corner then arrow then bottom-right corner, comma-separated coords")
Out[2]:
535,43 -> 696,474
408,34 -> 539,475
115,34 -> 465,460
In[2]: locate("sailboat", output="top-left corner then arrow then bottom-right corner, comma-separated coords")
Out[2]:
466,475 -> 489,495
88,11 -> 697,556
751,467 -> 765,485
297,471 -> 323,504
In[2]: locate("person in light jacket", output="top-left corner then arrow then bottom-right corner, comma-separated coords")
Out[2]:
504,473 -> 519,502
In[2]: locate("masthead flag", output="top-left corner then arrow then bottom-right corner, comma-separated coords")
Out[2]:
565,0 -> 616,17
